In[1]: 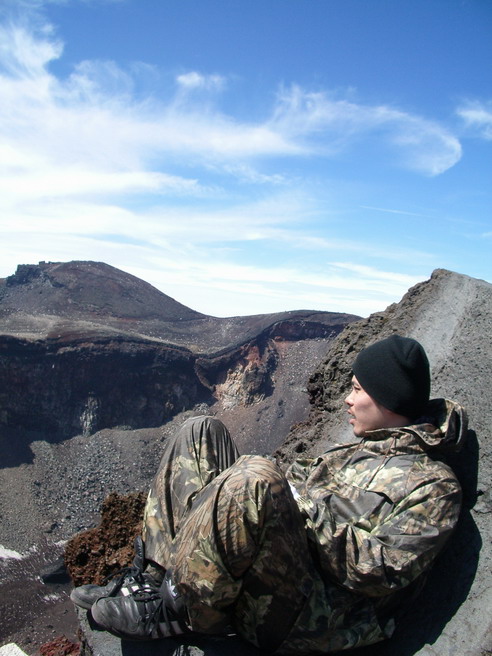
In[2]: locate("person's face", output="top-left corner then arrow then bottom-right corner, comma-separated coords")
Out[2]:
344,376 -> 393,437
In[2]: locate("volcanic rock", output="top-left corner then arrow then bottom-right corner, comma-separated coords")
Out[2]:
64,492 -> 146,587
0,261 -> 355,441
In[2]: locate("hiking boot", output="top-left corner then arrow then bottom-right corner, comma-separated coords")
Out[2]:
70,536 -> 156,610
70,567 -> 158,610
91,570 -> 190,640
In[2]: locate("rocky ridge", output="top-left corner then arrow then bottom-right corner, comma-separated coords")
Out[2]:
276,269 -> 492,656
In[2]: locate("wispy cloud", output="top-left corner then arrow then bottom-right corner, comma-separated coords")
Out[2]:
360,205 -> 431,218
457,100 -> 492,140
0,190 -> 313,245
0,23 -> 61,76
0,20 -> 463,183
0,12 -> 463,317
125,258 -> 423,317
269,85 -> 462,175
330,262 -> 419,288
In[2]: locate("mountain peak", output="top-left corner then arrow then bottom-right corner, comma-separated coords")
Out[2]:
2,260 -> 204,322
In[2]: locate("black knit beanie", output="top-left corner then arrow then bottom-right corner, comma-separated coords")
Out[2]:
352,335 -> 430,418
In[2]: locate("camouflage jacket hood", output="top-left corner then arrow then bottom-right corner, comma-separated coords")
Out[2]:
282,399 -> 465,653
361,398 -> 468,456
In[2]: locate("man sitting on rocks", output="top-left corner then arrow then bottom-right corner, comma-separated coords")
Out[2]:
70,335 -> 466,654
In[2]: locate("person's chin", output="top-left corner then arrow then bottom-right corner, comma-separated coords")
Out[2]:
349,417 -> 365,437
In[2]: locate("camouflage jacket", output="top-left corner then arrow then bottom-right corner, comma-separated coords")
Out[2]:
286,398 -> 465,621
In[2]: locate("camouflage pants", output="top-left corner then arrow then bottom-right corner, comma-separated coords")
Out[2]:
142,416 -> 385,654
142,415 -> 315,651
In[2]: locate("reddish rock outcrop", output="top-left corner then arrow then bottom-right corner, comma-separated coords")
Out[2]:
65,492 -> 146,587
39,635 -> 80,656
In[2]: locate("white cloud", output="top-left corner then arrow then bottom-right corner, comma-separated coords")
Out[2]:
457,100 -> 492,140
0,23 -> 62,76
176,71 -> 225,92
0,191 -> 313,248
124,257 -> 422,317
269,85 -> 462,175
329,262 -> 420,288
0,21 -> 462,189
218,163 -> 286,185
0,168 -> 208,200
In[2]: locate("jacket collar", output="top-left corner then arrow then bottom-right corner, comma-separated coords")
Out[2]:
359,398 -> 468,455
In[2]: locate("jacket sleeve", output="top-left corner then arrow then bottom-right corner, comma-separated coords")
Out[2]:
295,467 -> 462,597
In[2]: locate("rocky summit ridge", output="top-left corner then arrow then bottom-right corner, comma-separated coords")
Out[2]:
0,260 -> 356,352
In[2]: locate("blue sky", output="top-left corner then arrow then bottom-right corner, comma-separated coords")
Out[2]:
0,0 -> 490,317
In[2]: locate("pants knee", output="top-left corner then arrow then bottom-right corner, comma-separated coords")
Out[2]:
237,454 -> 283,480
180,415 -> 227,434
221,455 -> 288,500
